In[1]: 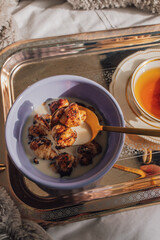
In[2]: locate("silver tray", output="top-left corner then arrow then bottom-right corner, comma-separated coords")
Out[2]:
1,24 -> 160,228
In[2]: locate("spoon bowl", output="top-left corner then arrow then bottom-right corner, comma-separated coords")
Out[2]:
79,106 -> 160,141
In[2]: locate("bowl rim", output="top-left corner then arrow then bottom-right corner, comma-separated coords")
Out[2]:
131,57 -> 160,123
5,74 -> 125,189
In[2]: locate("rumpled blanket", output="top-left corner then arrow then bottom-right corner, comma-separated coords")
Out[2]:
68,0 -> 160,13
0,186 -> 52,240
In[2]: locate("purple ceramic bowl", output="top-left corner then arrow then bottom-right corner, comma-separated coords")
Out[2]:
5,75 -> 125,189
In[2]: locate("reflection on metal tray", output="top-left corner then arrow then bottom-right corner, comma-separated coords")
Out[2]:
1,24 -> 160,227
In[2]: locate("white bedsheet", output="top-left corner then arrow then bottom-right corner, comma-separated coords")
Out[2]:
12,1 -> 160,239
47,204 -> 160,240
13,0 -> 160,40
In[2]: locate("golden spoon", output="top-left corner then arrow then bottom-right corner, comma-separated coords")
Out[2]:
79,106 -> 160,141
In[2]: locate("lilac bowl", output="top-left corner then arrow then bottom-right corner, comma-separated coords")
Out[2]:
5,75 -> 125,189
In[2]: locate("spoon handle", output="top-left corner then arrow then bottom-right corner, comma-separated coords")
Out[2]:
102,126 -> 160,137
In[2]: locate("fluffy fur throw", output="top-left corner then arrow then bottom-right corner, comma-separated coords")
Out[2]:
67,0 -> 160,13
0,187 -> 52,240
0,0 -> 19,50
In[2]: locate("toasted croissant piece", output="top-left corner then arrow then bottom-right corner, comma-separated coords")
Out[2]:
52,124 -> 77,149
49,98 -> 69,114
50,152 -> 76,177
28,114 -> 52,138
30,137 -> 57,160
33,114 -> 52,133
77,140 -> 102,166
51,108 -> 65,127
28,124 -> 47,138
59,103 -> 86,127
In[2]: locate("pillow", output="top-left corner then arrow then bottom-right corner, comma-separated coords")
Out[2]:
67,0 -> 160,14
